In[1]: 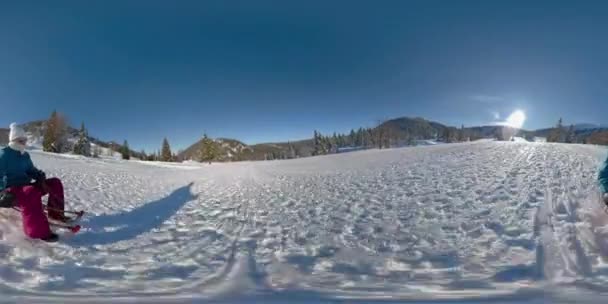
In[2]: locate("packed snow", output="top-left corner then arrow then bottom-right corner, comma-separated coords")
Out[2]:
1,141 -> 608,303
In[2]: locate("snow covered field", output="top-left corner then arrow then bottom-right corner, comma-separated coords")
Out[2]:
1,141 -> 608,303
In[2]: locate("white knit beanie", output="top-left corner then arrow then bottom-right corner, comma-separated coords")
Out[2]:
9,123 -> 26,142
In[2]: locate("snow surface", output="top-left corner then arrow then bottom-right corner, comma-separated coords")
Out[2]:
1,141 -> 608,303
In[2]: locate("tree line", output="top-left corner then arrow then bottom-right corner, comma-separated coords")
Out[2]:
311,124 -> 478,156
545,117 -> 608,145
39,110 -> 608,164
546,118 -> 578,143
41,110 -> 181,162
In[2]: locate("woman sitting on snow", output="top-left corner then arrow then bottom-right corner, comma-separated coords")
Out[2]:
0,123 -> 66,242
600,153 -> 608,206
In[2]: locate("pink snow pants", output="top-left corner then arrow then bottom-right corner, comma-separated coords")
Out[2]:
6,178 -> 65,239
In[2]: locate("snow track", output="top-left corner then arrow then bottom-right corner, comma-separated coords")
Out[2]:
1,142 -> 608,302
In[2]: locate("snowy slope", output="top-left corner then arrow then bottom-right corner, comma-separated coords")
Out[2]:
1,141 -> 608,303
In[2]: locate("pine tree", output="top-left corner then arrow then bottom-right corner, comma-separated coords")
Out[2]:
356,128 -> 364,147
161,138 -> 172,162
121,140 -> 130,160
384,127 -> 393,148
140,150 -> 147,161
548,118 -> 565,143
199,134 -> 218,163
376,127 -> 386,149
332,132 -> 338,151
313,130 -> 322,156
405,130 -> 415,146
349,129 -> 356,147
442,128 -> 452,143
326,135 -> 332,153
459,124 -> 466,142
73,122 -> 91,156
287,142 -> 296,159
293,144 -> 301,158
566,124 -> 576,143
366,128 -> 374,147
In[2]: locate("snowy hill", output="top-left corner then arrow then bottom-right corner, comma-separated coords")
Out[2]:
179,137 -> 254,162
1,141 -> 608,302
179,137 -> 314,162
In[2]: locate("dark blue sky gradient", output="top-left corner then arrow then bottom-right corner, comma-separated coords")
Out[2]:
1,1 -> 607,151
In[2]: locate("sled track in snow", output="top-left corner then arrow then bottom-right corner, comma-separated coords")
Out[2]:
1,142 -> 608,302
533,145 -> 593,282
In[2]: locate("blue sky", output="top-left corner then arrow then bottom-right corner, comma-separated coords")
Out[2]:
1,1 -> 607,152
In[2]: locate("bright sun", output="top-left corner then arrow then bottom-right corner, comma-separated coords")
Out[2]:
505,110 -> 526,129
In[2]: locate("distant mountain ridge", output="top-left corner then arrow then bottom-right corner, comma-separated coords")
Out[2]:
179,116 -> 608,162
573,123 -> 608,131
3,117 -> 607,162
176,117 -> 608,162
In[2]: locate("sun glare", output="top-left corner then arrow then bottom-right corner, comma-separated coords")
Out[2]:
505,110 -> 526,129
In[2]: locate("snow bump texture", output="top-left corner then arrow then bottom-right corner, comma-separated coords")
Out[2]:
0,141 -> 607,302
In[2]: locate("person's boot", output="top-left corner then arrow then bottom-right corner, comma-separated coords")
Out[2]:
41,232 -> 59,243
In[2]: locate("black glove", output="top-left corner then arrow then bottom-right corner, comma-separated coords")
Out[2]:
36,178 -> 49,194
30,170 -> 46,188
33,170 -> 46,183
0,191 -> 15,208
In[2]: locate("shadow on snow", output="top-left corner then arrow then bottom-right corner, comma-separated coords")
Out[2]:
67,182 -> 198,246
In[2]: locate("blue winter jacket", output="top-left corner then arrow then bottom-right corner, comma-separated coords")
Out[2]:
0,146 -> 44,191
600,154 -> 608,194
